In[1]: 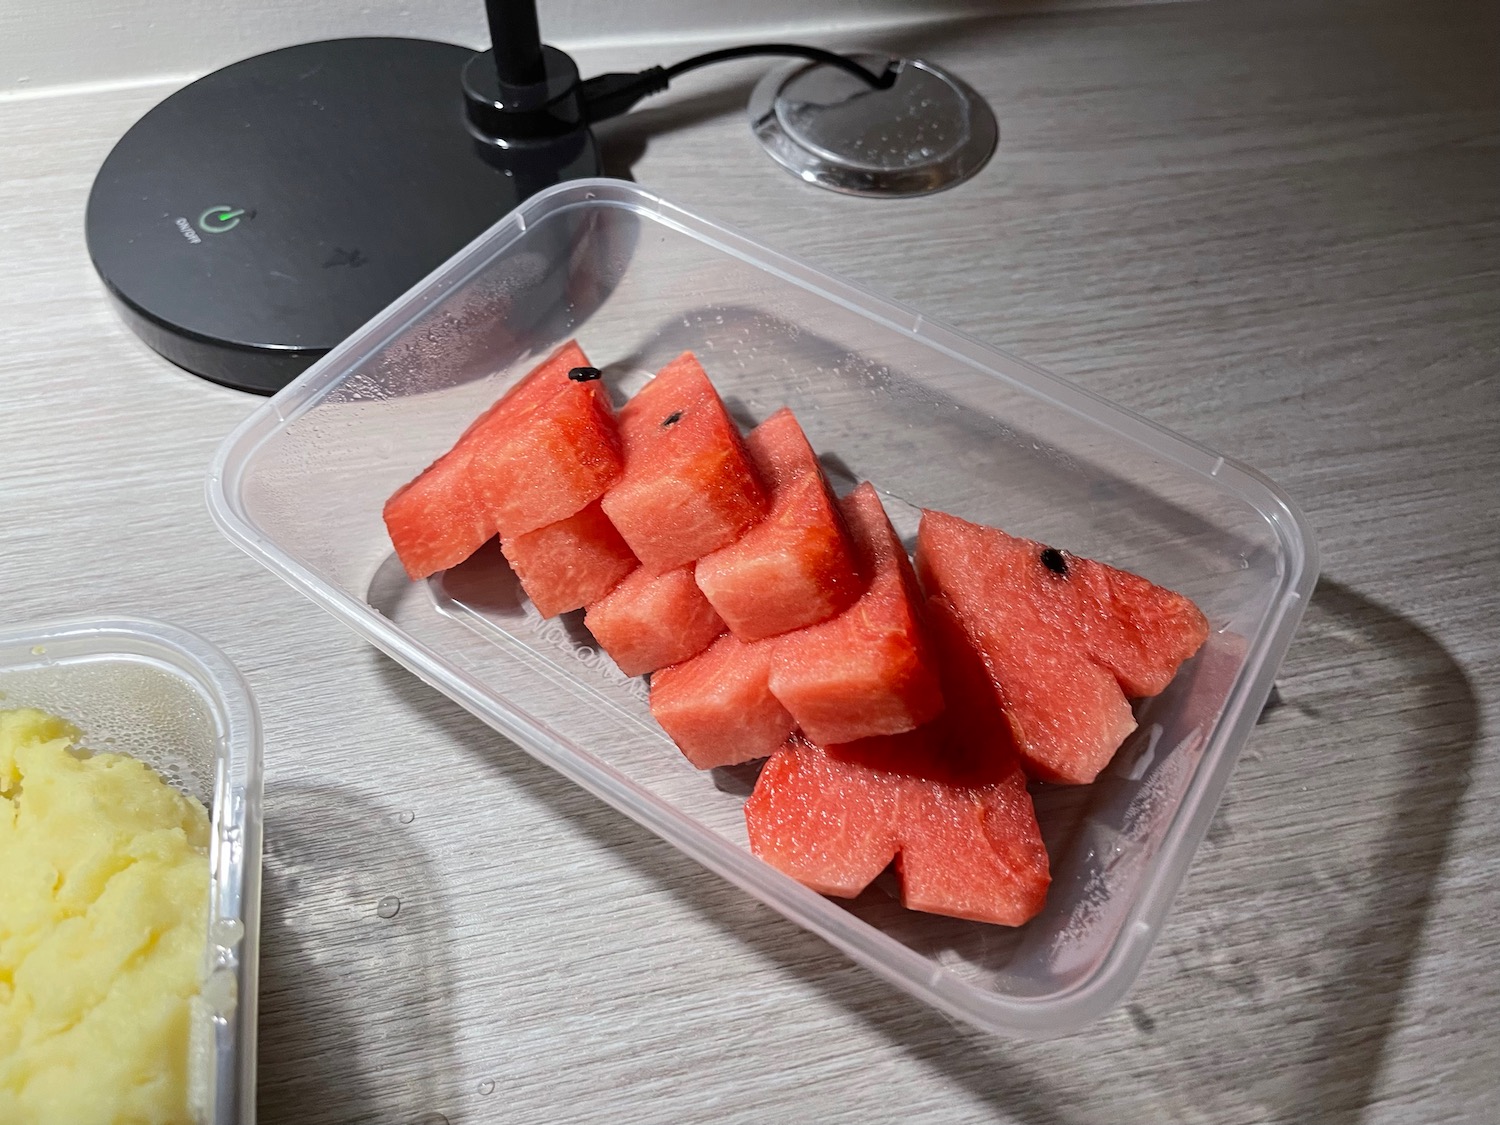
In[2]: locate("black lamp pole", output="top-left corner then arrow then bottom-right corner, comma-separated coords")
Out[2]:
486,0 -> 547,88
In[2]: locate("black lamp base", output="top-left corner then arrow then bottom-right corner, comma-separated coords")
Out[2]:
86,37 -> 600,395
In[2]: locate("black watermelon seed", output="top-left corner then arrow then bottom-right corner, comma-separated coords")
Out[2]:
567,366 -> 602,382
1040,547 -> 1069,577
661,410 -> 684,428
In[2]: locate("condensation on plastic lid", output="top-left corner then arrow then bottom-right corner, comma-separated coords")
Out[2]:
749,54 -> 998,197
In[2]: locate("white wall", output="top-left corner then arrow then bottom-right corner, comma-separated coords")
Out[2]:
0,0 -> 1188,98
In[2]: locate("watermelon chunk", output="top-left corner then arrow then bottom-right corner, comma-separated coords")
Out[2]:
499,501 -> 638,618
381,340 -> 618,578
768,483 -> 944,745
382,447 -> 491,580
466,341 -> 624,538
600,353 -> 768,574
744,730 -> 1050,926
584,565 -> 725,676
916,510 -> 1210,785
694,408 -> 863,641
925,593 -> 1023,762
649,633 -> 794,769
1063,557 -> 1216,698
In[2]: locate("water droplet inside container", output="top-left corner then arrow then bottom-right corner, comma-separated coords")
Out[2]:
201,967 -> 237,1013
477,1079 -> 496,1096
398,810 -> 416,825
376,896 -> 401,919
417,1115 -> 450,1125
211,918 -> 246,947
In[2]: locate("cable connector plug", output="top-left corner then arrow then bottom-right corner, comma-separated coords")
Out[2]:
580,66 -> 670,125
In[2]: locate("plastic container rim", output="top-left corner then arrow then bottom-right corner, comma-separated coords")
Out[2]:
205,177 -> 1318,1036
0,614 -> 265,1120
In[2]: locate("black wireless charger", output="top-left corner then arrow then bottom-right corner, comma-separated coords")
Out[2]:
84,1 -> 943,394
85,1 -> 605,394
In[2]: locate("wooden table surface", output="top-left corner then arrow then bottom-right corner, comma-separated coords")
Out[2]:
2,0 -> 1496,1121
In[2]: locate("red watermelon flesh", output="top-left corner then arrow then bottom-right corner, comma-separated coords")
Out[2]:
499,501 -> 638,618
925,594 -> 1024,762
600,352 -> 768,574
915,510 -> 1209,785
584,565 -> 725,677
768,483 -> 944,746
466,341 -> 624,538
744,730 -> 1050,926
383,341 -> 618,577
1063,561 -> 1215,697
745,405 -> 835,490
649,633 -> 795,770
382,448 -> 491,580
694,409 -> 862,641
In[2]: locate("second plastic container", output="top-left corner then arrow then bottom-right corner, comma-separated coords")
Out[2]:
0,616 -> 263,1123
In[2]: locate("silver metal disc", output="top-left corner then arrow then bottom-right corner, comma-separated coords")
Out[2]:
748,54 -> 998,197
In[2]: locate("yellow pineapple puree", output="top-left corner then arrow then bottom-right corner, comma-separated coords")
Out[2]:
0,708 -> 209,1125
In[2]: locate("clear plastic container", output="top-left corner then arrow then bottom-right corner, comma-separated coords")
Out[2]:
207,178 -> 1315,1037
0,617 -> 263,1122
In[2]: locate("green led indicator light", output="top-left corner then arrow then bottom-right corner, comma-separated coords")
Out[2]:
199,206 -> 247,234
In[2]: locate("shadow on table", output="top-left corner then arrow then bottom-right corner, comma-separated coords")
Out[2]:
366,565 -> 1483,1120
366,653 -> 1076,1125
255,782 -> 462,1125
1263,577 -> 1480,1122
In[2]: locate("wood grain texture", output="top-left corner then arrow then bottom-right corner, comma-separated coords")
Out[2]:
1,0 -> 1497,1122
